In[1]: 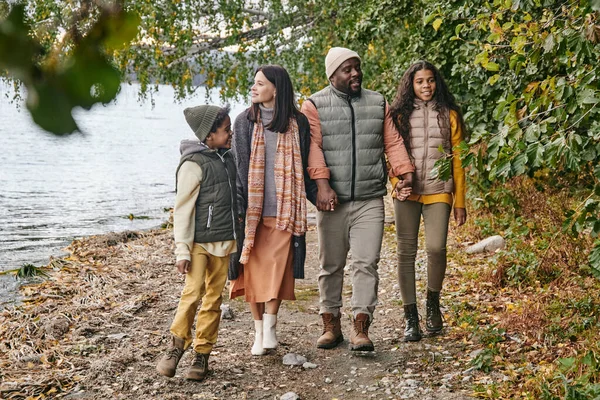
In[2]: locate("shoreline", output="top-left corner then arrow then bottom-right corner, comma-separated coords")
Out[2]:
0,218 -> 170,307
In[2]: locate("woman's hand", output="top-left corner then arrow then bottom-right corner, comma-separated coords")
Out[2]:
176,260 -> 191,274
315,179 -> 338,211
454,208 -> 467,226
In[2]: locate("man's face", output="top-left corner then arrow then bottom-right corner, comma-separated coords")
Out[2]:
329,58 -> 362,96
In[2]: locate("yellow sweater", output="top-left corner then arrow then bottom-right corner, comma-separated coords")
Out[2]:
390,110 -> 466,208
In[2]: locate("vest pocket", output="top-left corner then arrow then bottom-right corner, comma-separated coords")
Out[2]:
207,204 -> 214,228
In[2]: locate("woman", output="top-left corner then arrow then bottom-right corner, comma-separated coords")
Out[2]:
229,65 -> 316,355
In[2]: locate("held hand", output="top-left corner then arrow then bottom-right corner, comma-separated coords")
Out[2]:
454,208 -> 467,227
316,181 -> 338,212
393,186 -> 412,201
176,260 -> 191,274
393,179 -> 413,201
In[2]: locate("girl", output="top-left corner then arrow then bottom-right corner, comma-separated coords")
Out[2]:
389,61 -> 468,342
229,65 -> 316,355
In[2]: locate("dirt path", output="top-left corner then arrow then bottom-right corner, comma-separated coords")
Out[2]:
1,207 -> 477,399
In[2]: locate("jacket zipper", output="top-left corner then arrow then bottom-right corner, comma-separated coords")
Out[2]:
348,98 -> 357,201
216,149 -> 237,239
207,205 -> 213,228
421,103 -> 429,194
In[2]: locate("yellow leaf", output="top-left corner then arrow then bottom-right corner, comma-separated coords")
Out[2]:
432,18 -> 443,31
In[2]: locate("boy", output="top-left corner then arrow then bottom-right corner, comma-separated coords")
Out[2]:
156,104 -> 237,381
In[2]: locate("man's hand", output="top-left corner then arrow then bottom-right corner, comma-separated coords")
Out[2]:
393,184 -> 412,201
315,179 -> 338,211
454,208 -> 467,226
176,260 -> 191,274
392,172 -> 414,201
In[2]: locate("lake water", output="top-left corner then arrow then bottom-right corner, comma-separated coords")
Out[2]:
0,83 -> 246,304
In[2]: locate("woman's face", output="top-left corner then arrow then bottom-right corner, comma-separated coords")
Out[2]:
251,71 -> 276,106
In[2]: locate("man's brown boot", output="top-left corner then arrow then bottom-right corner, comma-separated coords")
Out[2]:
349,313 -> 374,351
156,336 -> 185,378
185,352 -> 210,381
316,313 -> 343,349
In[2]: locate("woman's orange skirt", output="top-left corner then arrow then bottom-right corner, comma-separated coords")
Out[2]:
229,217 -> 295,302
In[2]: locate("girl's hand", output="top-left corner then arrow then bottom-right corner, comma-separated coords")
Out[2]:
393,186 -> 412,201
454,208 -> 467,226
393,180 -> 412,201
176,260 -> 191,274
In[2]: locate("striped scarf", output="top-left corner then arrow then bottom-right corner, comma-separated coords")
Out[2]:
239,115 -> 307,264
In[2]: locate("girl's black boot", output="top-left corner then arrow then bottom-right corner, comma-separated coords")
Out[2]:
403,304 -> 422,342
426,289 -> 443,333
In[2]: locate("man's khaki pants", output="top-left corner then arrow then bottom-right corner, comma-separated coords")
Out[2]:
317,198 -> 384,321
170,244 -> 229,353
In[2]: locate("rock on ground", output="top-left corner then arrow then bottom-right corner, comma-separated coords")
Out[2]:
465,235 -> 505,254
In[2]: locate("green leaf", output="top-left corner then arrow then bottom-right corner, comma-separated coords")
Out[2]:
511,153 -> 528,175
524,124 -> 540,142
430,156 -> 452,181
424,13 -> 438,25
589,241 -> 600,279
455,23 -> 464,36
526,142 -> 545,168
0,4 -> 41,77
26,82 -> 79,135
488,74 -> 500,85
582,96 -> 600,105
496,158 -> 512,179
558,357 -> 577,371
485,62 -> 500,72
102,11 -> 141,50
543,33 -> 555,53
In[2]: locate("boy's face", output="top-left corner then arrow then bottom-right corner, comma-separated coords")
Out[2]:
205,116 -> 232,149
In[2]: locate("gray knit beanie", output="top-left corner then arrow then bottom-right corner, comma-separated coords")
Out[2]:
325,47 -> 361,78
183,105 -> 221,142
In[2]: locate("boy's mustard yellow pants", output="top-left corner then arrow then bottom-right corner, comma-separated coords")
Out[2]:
169,244 -> 229,354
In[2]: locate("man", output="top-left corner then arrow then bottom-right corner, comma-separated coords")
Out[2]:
301,47 -> 414,351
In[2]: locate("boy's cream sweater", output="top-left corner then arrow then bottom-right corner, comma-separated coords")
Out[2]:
174,161 -> 236,262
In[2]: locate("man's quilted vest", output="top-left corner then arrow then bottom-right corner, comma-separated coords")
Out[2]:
176,149 -> 237,243
409,99 -> 454,195
309,85 -> 387,203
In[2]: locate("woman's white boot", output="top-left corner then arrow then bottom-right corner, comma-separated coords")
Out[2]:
262,313 -> 278,349
251,320 -> 267,356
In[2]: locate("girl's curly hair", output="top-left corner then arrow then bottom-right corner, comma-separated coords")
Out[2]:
390,61 -> 467,158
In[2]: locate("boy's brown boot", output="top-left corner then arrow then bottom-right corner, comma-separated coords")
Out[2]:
156,336 -> 185,378
349,313 -> 374,351
316,313 -> 343,349
185,352 -> 210,381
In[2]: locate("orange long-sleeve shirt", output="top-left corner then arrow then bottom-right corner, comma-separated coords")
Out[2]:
390,110 -> 467,209
301,100 -> 414,180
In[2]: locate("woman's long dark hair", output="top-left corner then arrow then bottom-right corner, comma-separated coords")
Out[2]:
390,60 -> 467,157
248,65 -> 300,133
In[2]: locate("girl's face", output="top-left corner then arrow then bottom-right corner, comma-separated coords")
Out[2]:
205,115 -> 232,149
251,71 -> 276,107
412,69 -> 436,102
